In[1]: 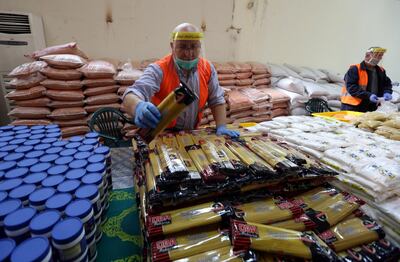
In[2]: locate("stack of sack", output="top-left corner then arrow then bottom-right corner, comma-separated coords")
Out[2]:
115,62 -> 143,99
262,88 -> 290,118
353,111 -> 400,140
6,61 -> 49,126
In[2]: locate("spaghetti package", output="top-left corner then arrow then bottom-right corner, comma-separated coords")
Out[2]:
231,220 -> 338,261
337,239 -> 400,262
272,192 -> 364,232
156,140 -> 189,180
151,229 -> 231,261
257,253 -> 311,262
146,202 -> 233,239
318,216 -> 385,252
174,246 -> 257,262
291,186 -> 340,209
232,197 -> 303,224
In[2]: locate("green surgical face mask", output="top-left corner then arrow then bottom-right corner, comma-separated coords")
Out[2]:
174,57 -> 199,70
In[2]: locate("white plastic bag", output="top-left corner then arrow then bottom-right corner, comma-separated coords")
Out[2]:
376,100 -> 398,113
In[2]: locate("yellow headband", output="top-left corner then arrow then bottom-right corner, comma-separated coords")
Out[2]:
171,32 -> 204,41
367,47 -> 387,53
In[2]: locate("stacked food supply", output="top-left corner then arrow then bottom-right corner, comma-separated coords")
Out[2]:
0,124 -> 112,261
353,111 -> 400,141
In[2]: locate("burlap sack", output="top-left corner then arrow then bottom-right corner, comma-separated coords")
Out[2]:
84,103 -> 121,113
219,79 -> 236,86
254,78 -> 271,86
84,85 -> 119,97
213,62 -> 238,74
235,78 -> 254,86
40,54 -> 86,69
48,100 -> 85,109
27,42 -> 88,59
48,107 -> 87,120
117,86 -> 129,96
8,107 -> 51,119
85,93 -> 119,106
6,86 -> 46,101
8,61 -> 48,77
10,73 -> 46,90
11,119 -> 52,126
235,72 -> 253,79
252,73 -> 271,80
54,117 -> 88,127
78,60 -> 116,79
15,97 -> 50,107
40,67 -> 82,80
228,62 -> 252,73
217,74 -> 236,81
46,90 -> 84,101
115,63 -> 143,85
61,126 -> 90,137
40,79 -> 83,90
82,78 -> 115,87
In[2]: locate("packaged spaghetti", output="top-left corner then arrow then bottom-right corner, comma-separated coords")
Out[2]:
233,197 -> 303,224
225,140 -> 275,177
156,140 -> 189,180
151,229 -> 231,261
231,220 -> 338,261
337,239 -> 400,262
176,132 -> 196,148
146,202 -> 233,239
291,186 -> 339,209
173,246 -> 257,262
272,192 -> 363,232
176,146 -> 202,185
257,253 -> 310,262
258,138 -> 307,167
318,216 -> 385,252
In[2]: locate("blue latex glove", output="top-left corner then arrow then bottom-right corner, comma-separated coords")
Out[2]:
216,125 -> 240,138
134,101 -> 161,129
369,94 -> 378,103
383,93 -> 392,101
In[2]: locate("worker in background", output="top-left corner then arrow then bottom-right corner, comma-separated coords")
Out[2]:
341,47 -> 393,112
122,23 -> 239,138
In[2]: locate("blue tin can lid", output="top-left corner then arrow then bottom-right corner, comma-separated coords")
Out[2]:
12,125 -> 28,131
31,125 -> 45,130
29,187 -> 56,206
41,175 -> 65,188
23,139 -> 41,146
86,163 -> 106,174
9,138 -> 27,145
45,193 -> 72,212
47,165 -> 68,176
59,148 -> 77,157
4,207 -> 36,231
30,134 -> 46,140
94,146 -> 110,156
83,138 -> 98,146
0,131 -> 14,137
17,158 -> 38,168
0,171 -> 4,180
52,140 -> 68,147
14,145 -> 33,153
74,151 -> 91,160
65,142 -> 82,149
52,217 -> 83,245
65,199 -> 92,219
45,146 -> 63,154
34,143 -> 51,151
5,167 -> 29,179
0,160 -> 17,172
39,154 -> 59,163
0,136 -> 14,143
85,132 -> 99,139
75,185 -> 99,200
0,238 -> 16,261
77,145 -> 94,152
29,210 -> 61,235
31,129 -> 45,135
9,184 -> 36,202
87,154 -> 105,164
10,236 -> 51,262
82,173 -> 102,186
41,137 -> 58,144
0,199 -> 22,220
0,151 -> 8,160
46,127 -> 61,133
15,133 -> 31,139
45,124 -> 59,129
0,178 -> 22,192
0,144 -> 18,152
65,169 -> 87,180
0,191 -> 8,202
15,129 -> 30,135
30,162 -> 52,173
23,172 -> 47,185
0,142 -> 8,148
3,152 -> 24,162
46,132 -> 61,138
25,150 -> 45,159
57,180 -> 81,194
0,126 -> 13,131
54,156 -> 74,165
69,159 -> 88,169
69,136 -> 84,142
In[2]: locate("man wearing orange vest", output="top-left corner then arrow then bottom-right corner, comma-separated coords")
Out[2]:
341,47 -> 392,112
122,23 -> 239,138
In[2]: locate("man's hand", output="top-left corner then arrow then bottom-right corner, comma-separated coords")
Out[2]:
369,94 -> 378,103
216,125 -> 240,138
134,101 -> 161,128
383,93 -> 392,101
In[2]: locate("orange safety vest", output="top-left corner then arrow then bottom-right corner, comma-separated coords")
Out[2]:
153,54 -> 210,128
341,64 -> 368,106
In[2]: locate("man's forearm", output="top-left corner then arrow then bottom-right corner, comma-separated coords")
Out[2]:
122,93 -> 143,117
210,103 -> 227,127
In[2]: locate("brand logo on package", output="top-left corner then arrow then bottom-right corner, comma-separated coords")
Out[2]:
156,238 -> 177,253
151,215 -> 172,226
238,223 -> 259,238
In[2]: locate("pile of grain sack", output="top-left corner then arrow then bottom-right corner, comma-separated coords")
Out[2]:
353,111 -> 400,141
268,63 -> 344,115
6,42 -> 143,138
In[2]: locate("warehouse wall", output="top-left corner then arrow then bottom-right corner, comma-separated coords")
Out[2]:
1,0 -> 399,79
